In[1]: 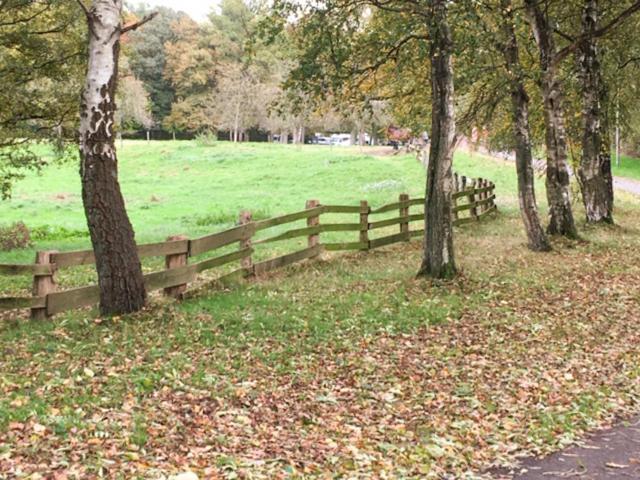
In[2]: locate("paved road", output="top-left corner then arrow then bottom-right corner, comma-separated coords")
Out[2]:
614,176 -> 640,196
462,144 -> 640,197
490,417 -> 640,479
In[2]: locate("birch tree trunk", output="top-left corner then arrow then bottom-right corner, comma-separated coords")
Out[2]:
525,0 -> 579,238
233,101 -> 240,143
578,0 -> 614,223
501,0 -> 551,252
418,0 -> 457,279
79,0 -> 146,315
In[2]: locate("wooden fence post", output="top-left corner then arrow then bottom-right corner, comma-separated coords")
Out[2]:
239,210 -> 253,273
399,193 -> 410,240
485,179 -> 493,211
31,251 -> 56,320
360,200 -> 370,250
468,178 -> 478,220
306,199 -> 320,249
479,178 -> 487,214
490,182 -> 496,209
455,176 -> 467,222
164,235 -> 189,298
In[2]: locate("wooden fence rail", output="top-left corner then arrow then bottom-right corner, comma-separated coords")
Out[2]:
0,175 -> 496,319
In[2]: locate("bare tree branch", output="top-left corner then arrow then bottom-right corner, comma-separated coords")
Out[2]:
121,12 -> 158,34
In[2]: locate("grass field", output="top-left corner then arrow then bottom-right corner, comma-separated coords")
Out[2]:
613,153 -> 640,180
0,141 -> 523,263
2,142 -> 640,478
0,141 -> 523,296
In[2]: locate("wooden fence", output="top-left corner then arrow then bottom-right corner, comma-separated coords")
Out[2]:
0,175 -> 496,319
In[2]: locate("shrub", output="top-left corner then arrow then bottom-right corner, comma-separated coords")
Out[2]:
30,225 -> 89,241
184,208 -> 272,227
0,222 -> 32,251
195,130 -> 218,147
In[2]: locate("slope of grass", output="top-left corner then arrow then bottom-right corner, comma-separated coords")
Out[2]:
0,141 -> 522,264
0,142 -> 524,296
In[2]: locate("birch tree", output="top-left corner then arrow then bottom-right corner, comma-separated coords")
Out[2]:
524,0 -> 579,238
269,0 -> 461,278
76,0 -> 156,315
498,0 -> 551,251
417,0 -> 457,278
577,0 -> 614,224
524,0 -> 640,232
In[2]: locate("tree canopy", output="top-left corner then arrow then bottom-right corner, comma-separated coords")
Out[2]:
0,0 -> 85,198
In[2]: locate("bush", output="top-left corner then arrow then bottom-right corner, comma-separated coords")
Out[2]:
195,130 -> 218,147
183,209 -> 272,227
0,222 -> 32,251
30,225 -> 89,241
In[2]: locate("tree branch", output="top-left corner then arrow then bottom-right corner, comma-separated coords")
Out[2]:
74,0 -> 99,38
619,56 -> 640,69
554,0 -> 640,65
74,0 -> 91,20
121,12 -> 158,34
553,27 -> 574,43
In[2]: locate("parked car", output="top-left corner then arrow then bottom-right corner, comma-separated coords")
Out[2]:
330,133 -> 352,146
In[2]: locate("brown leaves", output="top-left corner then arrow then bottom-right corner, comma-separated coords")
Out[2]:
2,215 -> 640,478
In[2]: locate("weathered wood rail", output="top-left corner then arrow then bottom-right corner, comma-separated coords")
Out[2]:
0,175 -> 496,319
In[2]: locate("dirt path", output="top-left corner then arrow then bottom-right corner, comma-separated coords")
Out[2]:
491,417 -> 640,479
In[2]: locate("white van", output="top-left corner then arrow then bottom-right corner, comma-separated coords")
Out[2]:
330,133 -> 352,146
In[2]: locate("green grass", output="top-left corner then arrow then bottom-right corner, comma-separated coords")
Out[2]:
0,141 -> 523,260
0,141 -> 523,296
2,203 -> 640,477
612,153 -> 640,181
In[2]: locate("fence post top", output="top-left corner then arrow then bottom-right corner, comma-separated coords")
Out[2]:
36,250 -> 59,256
35,250 -> 59,269
239,210 -> 252,222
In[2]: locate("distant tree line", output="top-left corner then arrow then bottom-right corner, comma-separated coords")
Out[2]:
120,0 -> 391,144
